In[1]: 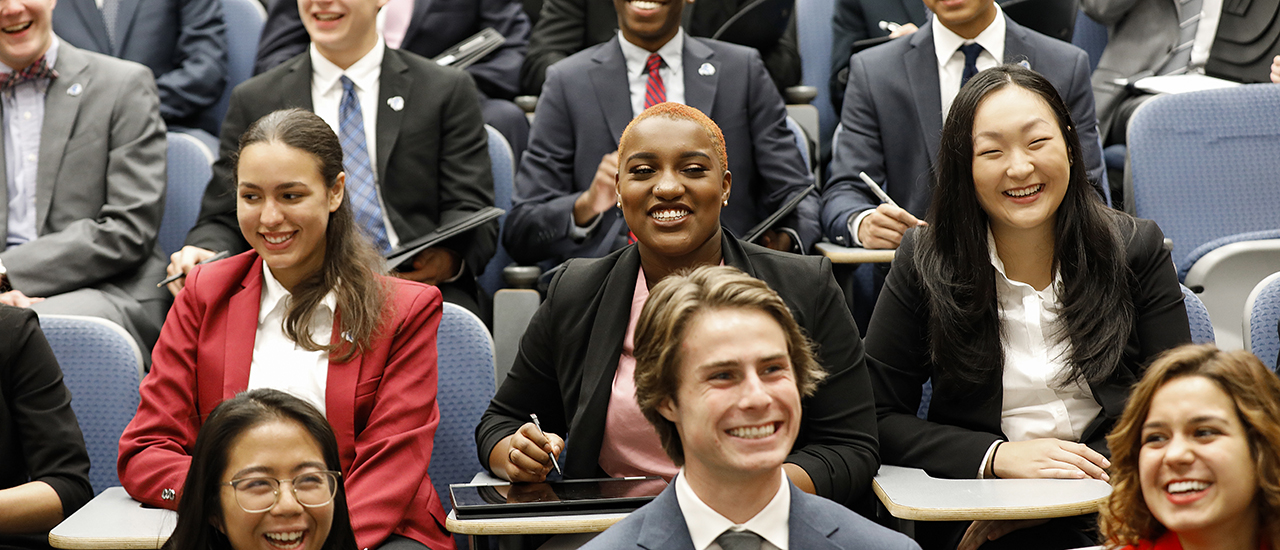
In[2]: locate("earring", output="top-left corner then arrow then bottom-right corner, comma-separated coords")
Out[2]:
617,200 -> 622,208
722,199 -> 728,206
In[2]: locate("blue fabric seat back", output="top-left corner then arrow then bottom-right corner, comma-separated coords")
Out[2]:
1181,284 -> 1215,345
429,303 -> 497,513
159,132 -> 215,257
1247,273 -> 1280,372
480,125 -> 515,296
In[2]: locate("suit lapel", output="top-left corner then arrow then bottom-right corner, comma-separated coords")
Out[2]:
325,313 -> 359,471
682,37 -> 718,116
375,49 -> 410,186
279,55 -> 314,110
68,0 -> 113,52
904,26 -> 944,164
1001,16 -> 1038,71
37,45 -> 91,231
635,485 -> 696,550
589,37 -> 635,146
114,0 -> 143,53
223,261 -> 262,399
786,483 -> 844,550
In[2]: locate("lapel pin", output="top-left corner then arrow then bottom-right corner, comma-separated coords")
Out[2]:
699,62 -> 715,76
387,96 -> 404,111
67,83 -> 83,97
1018,60 -> 1031,70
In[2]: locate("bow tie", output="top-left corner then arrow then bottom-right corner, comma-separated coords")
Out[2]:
1,55 -> 58,92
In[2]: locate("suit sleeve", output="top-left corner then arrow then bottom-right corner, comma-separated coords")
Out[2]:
253,0 -> 309,75
784,257 -> 880,508
117,264 -> 210,509
759,11 -> 802,92
154,0 -> 228,120
864,232 -> 1003,479
183,83 -> 252,255
520,0 -> 585,95
1129,220 -> 1191,370
820,53 -> 886,247
1080,0 -> 1141,26
434,71 -> 498,274
1061,48 -> 1106,195
2,307 -> 92,517
743,49 -> 820,251
345,286 -> 444,550
465,0 -> 531,101
1,66 -> 166,297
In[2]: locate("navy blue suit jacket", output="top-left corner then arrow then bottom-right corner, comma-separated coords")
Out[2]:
581,479 -> 921,550
53,0 -> 227,126
828,0 -> 928,112
253,0 -> 530,101
820,17 -> 1104,247
504,35 -> 819,265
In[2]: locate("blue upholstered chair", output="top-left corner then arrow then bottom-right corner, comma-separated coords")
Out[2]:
158,132 -> 215,258
1070,9 -> 1107,73
198,0 -> 266,137
1245,272 -> 1280,372
796,0 -> 838,151
39,315 -> 144,494
428,303 -> 497,514
1181,229 -> 1280,350
1182,284 -> 1215,345
479,125 -> 516,297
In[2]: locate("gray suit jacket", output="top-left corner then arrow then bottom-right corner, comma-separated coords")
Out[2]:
820,17 -> 1105,246
581,479 -> 921,550
0,42 -> 169,305
505,35 -> 819,265
1081,0 -> 1180,140
53,0 -> 228,127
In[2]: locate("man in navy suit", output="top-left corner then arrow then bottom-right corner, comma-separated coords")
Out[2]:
504,0 -> 818,265
52,0 -> 227,132
820,0 -> 1104,251
581,267 -> 918,550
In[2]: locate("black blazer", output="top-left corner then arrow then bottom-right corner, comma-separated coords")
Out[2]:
866,218 -> 1191,479
476,234 -> 880,508
0,307 -> 92,550
185,48 -> 497,274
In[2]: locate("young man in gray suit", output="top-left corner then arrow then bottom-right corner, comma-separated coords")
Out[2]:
0,0 -> 170,351
581,266 -> 918,550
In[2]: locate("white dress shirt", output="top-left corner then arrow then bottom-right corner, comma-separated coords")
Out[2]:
618,29 -> 686,119
932,4 -> 1006,120
675,469 -> 789,550
977,229 -> 1102,477
309,39 -> 400,247
3,37 -> 59,248
246,264 -> 336,416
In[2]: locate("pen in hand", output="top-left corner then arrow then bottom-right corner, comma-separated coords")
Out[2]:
529,413 -> 563,476
157,250 -> 230,287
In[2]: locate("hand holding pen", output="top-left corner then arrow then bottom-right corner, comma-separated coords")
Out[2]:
493,415 -> 565,483
854,172 -> 926,249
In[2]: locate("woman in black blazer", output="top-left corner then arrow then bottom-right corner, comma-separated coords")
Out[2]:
476,103 -> 879,509
866,66 -> 1191,550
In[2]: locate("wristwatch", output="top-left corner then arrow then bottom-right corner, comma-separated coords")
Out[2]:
0,257 -> 10,293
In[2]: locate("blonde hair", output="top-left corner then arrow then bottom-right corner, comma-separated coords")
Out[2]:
618,102 -> 728,170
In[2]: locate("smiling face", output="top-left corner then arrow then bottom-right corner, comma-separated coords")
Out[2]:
0,0 -> 55,70
618,115 -> 730,268
922,0 -> 996,39
1138,376 -> 1260,544
970,85 -> 1069,241
613,0 -> 691,51
218,420 -> 334,550
297,0 -> 387,68
658,307 -> 800,486
237,140 -> 344,291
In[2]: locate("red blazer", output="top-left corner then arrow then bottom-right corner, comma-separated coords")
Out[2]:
117,252 -> 452,550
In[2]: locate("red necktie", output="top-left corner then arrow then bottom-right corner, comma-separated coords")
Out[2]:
643,53 -> 665,109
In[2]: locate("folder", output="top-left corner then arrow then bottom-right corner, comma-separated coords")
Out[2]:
384,207 -> 504,271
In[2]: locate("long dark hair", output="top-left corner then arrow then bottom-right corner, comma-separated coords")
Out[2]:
162,389 -> 359,550
234,109 -> 387,362
915,64 -> 1135,388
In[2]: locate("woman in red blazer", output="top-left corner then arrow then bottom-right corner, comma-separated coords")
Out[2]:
118,109 -> 452,550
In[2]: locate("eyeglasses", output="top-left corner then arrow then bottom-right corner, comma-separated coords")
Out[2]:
224,470 -> 341,513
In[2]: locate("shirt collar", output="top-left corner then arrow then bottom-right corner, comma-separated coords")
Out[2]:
931,4 -> 1005,67
258,263 -> 337,325
618,28 -> 685,78
674,468 -> 790,550
1,35 -> 60,76
310,37 -> 386,98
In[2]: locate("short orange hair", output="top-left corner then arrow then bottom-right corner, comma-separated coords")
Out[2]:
618,102 -> 728,170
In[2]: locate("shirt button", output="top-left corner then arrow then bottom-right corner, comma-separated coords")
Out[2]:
26,154 -> 35,162
22,111 -> 31,120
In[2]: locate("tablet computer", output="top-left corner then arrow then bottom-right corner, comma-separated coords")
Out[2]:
450,477 -> 668,519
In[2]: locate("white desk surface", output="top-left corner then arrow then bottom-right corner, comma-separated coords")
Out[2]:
872,465 -> 1112,521
49,487 -> 175,550
814,243 -> 896,264
445,473 -> 629,536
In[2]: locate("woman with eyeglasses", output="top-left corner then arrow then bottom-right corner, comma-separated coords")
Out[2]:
120,109 -> 450,550
162,389 -> 357,550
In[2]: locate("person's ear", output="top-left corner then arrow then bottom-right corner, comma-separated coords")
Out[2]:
721,170 -> 732,203
329,173 -> 345,213
657,396 -> 680,423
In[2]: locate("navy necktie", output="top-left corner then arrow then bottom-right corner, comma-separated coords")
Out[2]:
338,76 -> 392,253
959,43 -> 984,87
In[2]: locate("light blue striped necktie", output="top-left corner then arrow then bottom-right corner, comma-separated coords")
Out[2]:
338,76 -> 392,253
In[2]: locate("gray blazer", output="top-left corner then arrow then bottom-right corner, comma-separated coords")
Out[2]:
820,17 -> 1105,246
505,35 -> 819,265
1081,0 -> 1181,140
581,479 -> 921,550
0,42 -> 169,306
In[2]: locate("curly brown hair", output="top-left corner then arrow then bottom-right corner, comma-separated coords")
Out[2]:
1099,344 -> 1280,548
632,265 -> 825,465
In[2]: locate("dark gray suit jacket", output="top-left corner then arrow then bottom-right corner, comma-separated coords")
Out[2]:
185,48 -> 497,276
504,35 -> 819,265
820,17 -> 1105,247
0,43 -> 169,308
580,479 -> 921,549
828,0 -> 928,112
53,0 -> 228,126
1081,0 -> 1181,141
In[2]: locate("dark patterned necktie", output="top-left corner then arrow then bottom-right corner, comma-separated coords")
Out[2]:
715,529 -> 763,550
0,55 -> 58,92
